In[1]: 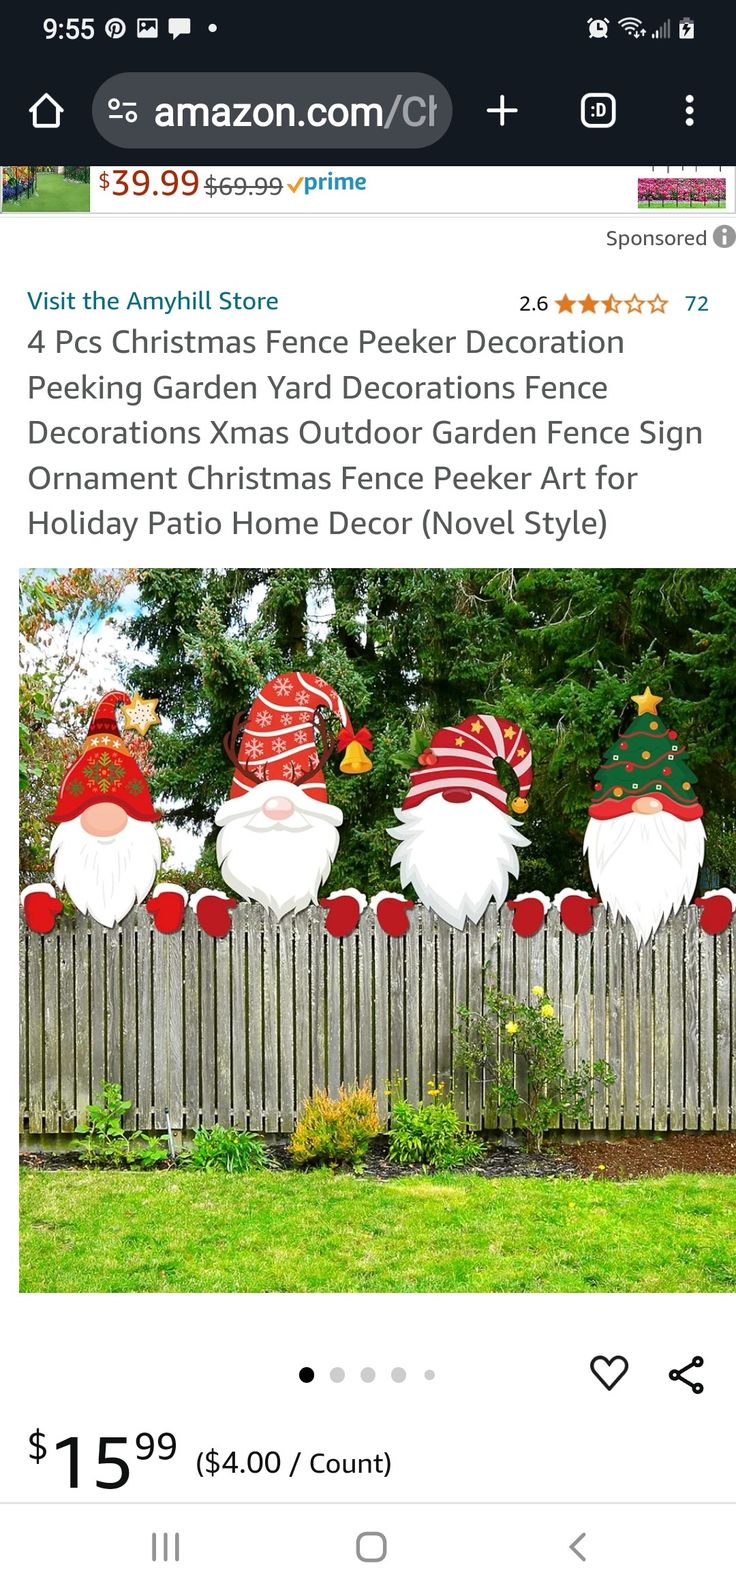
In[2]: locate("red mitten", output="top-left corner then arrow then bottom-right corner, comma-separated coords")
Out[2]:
146,883 -> 189,934
21,884 -> 63,935
320,889 -> 367,938
554,887 -> 600,936
370,891 -> 415,938
191,888 -> 237,938
506,891 -> 551,938
694,889 -> 736,937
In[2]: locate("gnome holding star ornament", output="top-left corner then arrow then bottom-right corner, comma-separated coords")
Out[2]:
581,687 -> 735,942
20,690 -> 186,933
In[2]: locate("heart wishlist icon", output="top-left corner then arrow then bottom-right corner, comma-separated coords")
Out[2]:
590,1354 -> 629,1391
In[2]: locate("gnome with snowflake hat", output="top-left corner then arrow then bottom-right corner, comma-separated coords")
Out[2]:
384,712 -> 538,933
193,671 -> 373,937
20,690 -> 186,933
557,686 -> 735,941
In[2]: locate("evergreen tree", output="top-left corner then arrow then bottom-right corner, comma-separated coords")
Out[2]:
122,568 -> 736,897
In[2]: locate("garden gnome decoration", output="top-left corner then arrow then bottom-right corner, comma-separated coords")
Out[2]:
387,714 -> 533,930
205,671 -> 372,931
582,687 -> 714,943
20,690 -> 179,932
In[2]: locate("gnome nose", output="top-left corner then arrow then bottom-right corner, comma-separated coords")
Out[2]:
80,802 -> 128,837
632,795 -> 664,815
263,795 -> 295,822
442,788 -> 472,804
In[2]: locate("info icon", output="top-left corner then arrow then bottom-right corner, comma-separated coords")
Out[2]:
581,91 -> 616,128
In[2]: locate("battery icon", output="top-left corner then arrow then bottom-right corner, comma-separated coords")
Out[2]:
679,16 -> 695,37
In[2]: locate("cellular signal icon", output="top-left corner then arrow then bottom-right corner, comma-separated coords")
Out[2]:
651,17 -> 672,36
618,16 -> 646,35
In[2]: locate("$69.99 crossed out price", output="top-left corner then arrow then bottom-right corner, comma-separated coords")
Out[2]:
29,1430 -> 176,1489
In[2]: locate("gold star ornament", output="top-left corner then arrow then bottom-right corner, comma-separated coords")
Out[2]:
121,691 -> 160,736
631,686 -> 663,717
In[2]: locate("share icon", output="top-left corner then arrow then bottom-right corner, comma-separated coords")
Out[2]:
668,1355 -> 704,1395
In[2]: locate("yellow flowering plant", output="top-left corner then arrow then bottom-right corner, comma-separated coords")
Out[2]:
387,1087 -> 481,1169
455,988 -> 612,1154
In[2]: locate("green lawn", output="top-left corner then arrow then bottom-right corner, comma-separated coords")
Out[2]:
19,1169 -> 736,1293
4,173 -> 89,213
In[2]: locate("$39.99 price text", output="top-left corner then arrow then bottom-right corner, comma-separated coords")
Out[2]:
28,1432 -> 390,1487
97,171 -> 288,198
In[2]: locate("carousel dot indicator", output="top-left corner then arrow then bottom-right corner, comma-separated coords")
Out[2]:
298,1367 -> 315,1383
424,1369 -> 436,1381
329,1367 -> 345,1383
360,1367 -> 376,1383
391,1367 -> 407,1383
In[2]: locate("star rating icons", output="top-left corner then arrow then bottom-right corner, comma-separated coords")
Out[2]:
555,293 -> 668,314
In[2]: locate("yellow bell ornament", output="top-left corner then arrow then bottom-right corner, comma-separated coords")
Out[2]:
338,725 -> 373,775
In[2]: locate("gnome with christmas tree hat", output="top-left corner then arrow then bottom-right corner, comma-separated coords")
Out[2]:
564,686 -> 735,942
20,690 -> 188,934
195,670 -> 373,938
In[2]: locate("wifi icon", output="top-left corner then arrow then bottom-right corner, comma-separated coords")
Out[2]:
618,15 -> 646,33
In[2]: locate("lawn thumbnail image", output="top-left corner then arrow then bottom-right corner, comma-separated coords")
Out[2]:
2,165 -> 90,213
638,177 -> 726,208
19,569 -> 736,1294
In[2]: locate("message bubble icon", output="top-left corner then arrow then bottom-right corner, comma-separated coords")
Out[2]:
168,16 -> 191,37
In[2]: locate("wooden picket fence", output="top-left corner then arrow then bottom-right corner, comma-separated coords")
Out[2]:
19,902 -> 735,1143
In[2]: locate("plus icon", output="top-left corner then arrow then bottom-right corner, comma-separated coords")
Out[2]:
486,95 -> 518,126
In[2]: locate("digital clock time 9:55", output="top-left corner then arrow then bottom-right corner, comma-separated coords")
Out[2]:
44,17 -> 96,39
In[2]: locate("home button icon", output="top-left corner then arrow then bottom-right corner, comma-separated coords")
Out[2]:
29,92 -> 64,128
356,1531 -> 388,1563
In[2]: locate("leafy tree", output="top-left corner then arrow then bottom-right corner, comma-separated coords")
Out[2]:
20,569 -> 133,882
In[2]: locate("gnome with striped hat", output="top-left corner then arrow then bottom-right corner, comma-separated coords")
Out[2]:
204,671 -> 372,932
386,713 -> 534,931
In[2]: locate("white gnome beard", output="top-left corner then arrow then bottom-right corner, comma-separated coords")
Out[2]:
50,816 -> 161,928
584,812 -> 705,944
216,786 -> 341,918
388,791 -> 530,929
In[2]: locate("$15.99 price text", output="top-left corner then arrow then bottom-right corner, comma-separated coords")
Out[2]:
28,1432 -> 390,1487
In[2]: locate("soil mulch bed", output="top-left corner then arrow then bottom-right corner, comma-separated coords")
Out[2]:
564,1134 -> 736,1181
20,1134 -> 736,1180
356,1140 -> 577,1181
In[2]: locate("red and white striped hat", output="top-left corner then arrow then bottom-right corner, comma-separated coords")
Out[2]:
402,714 -> 533,814
227,671 -> 361,805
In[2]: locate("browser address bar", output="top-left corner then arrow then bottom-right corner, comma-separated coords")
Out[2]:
92,74 -> 452,149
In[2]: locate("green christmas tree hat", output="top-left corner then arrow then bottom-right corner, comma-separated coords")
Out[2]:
589,687 -> 703,822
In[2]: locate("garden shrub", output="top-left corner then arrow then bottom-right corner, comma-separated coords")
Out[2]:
456,986 -> 613,1152
290,1085 -> 380,1170
185,1125 -> 270,1173
387,1085 -> 481,1169
72,1081 -> 171,1167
